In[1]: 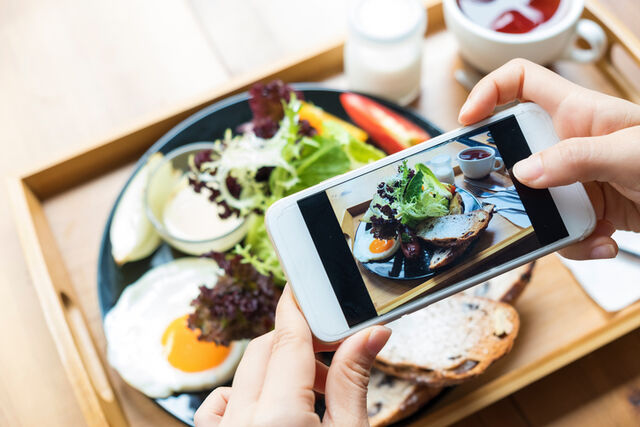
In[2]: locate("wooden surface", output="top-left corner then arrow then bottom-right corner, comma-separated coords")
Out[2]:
1,1 -> 639,426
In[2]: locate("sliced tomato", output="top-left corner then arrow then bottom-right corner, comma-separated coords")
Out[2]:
340,93 -> 430,154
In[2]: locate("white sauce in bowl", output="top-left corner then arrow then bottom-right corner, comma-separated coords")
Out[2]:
163,184 -> 244,242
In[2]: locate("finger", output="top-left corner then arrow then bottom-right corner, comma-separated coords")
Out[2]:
512,127 -> 640,188
314,359 -> 329,394
313,337 -> 342,353
459,59 -> 575,125
323,326 -> 391,426
194,387 -> 231,427
558,220 -> 618,260
222,332 -> 273,417
259,285 -> 317,410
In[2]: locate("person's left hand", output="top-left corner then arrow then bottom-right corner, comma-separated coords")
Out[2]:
194,285 -> 391,427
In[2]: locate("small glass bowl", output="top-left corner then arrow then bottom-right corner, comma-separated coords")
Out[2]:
144,142 -> 249,255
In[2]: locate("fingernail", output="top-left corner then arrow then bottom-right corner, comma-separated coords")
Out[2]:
366,326 -> 391,356
458,102 -> 470,122
513,155 -> 543,182
589,244 -> 617,259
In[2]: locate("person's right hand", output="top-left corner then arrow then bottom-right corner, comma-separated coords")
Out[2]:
458,59 -> 640,260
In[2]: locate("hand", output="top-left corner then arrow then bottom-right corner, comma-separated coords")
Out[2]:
459,58 -> 640,260
194,286 -> 391,427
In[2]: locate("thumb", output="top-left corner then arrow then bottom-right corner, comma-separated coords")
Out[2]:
323,326 -> 391,426
512,126 -> 640,189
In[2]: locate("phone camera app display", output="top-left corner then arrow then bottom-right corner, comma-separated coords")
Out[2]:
298,116 -> 568,324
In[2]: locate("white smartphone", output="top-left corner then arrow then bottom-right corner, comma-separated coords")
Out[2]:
265,103 -> 595,343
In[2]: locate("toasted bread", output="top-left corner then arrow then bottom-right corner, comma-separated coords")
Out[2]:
367,369 -> 442,427
482,203 -> 495,214
464,262 -> 535,304
374,294 -> 519,387
426,194 -> 481,269
428,241 -> 471,270
367,269 -> 530,424
415,209 -> 493,247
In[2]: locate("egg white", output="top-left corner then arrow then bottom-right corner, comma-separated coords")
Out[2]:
104,257 -> 248,398
353,222 -> 400,262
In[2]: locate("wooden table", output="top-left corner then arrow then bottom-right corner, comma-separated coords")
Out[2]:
1,1 -> 638,426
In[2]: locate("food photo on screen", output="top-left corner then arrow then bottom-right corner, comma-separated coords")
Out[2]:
321,124 -> 543,315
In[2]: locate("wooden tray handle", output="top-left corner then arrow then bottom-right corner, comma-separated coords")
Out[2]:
9,179 -> 128,427
59,291 -> 128,426
586,0 -> 640,103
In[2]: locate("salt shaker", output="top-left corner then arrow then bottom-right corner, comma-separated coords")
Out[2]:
428,154 -> 456,185
345,0 -> 426,106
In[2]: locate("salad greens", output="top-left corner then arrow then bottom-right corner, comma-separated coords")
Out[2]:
364,161 -> 454,240
189,251 -> 281,346
235,215 -> 285,283
189,94 -> 385,284
400,163 -> 453,225
188,81 -> 387,344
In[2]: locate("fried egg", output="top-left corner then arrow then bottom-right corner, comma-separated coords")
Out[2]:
104,258 -> 247,398
354,223 -> 400,262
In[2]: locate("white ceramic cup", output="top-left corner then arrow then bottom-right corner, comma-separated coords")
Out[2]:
457,146 -> 504,179
443,0 -> 607,73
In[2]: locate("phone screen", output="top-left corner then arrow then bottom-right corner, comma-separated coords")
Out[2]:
297,115 -> 568,326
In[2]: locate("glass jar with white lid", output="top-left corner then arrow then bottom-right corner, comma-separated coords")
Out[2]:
345,0 -> 426,106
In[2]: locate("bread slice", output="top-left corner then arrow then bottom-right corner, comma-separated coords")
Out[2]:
366,268 -> 530,424
374,294 -> 519,386
464,262 -> 535,304
426,195 -> 483,269
481,203 -> 495,214
415,209 -> 493,247
367,369 -> 442,427
428,241 -> 471,270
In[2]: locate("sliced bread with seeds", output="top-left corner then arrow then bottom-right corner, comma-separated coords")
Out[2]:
367,369 -> 442,427
428,241 -> 472,270
416,208 -> 493,247
464,262 -> 535,304
366,264 -> 532,425
374,294 -> 519,387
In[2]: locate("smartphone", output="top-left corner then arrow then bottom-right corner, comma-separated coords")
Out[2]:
265,103 -> 596,343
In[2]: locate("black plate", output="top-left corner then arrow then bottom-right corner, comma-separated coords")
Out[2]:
358,188 -> 481,280
97,85 -> 443,425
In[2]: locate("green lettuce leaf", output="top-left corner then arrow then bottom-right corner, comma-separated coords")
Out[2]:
234,215 -> 286,285
286,136 -> 351,194
416,163 -> 453,200
404,169 -> 424,202
323,121 -> 385,168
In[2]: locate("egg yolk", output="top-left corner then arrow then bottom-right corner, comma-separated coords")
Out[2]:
161,315 -> 230,373
369,238 -> 395,253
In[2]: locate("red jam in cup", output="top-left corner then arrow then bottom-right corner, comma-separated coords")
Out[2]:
459,148 -> 491,160
457,0 -> 562,34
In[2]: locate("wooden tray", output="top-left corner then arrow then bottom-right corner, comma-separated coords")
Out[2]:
8,1 -> 640,426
